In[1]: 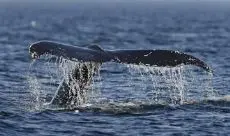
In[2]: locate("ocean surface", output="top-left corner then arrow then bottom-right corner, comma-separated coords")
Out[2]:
1,1 -> 230,135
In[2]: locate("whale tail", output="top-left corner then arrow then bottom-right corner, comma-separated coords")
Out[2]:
29,41 -> 212,107
29,41 -> 212,72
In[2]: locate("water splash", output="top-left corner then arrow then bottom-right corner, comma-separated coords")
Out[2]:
26,55 -> 101,111
126,64 -> 214,105
26,54 -> 214,111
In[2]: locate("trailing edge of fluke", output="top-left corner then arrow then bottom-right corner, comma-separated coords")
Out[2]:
29,41 -> 212,72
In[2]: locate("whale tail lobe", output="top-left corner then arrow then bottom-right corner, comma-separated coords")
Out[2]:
109,50 -> 212,72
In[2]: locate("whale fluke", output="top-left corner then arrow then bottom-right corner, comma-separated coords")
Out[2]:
29,41 -> 212,72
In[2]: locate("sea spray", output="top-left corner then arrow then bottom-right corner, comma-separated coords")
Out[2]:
26,60 -> 48,111
27,55 -> 101,110
26,54 -> 214,111
126,64 -> 214,105
184,69 -> 216,100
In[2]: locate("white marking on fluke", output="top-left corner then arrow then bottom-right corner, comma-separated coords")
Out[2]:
144,52 -> 152,57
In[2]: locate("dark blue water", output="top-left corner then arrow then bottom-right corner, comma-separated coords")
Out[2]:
1,1 -> 230,135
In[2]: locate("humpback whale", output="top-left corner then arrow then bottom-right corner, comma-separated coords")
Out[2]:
29,41 -> 212,107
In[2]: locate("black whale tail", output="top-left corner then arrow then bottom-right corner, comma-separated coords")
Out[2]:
29,41 -> 212,72
109,50 -> 212,72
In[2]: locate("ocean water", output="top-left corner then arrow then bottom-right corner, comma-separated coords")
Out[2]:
1,1 -> 230,135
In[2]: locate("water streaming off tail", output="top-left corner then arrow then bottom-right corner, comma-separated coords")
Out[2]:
126,64 -> 215,105
26,54 -> 215,111
27,55 -> 101,111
